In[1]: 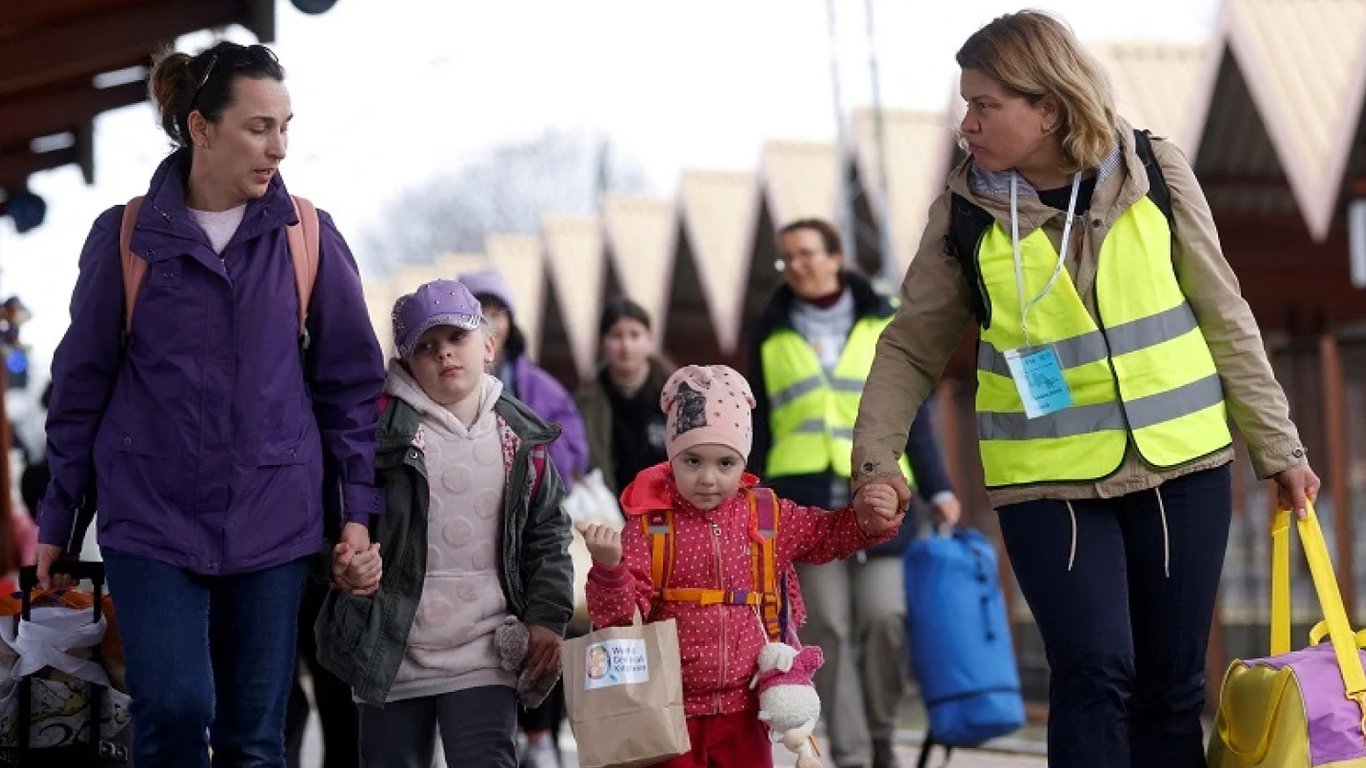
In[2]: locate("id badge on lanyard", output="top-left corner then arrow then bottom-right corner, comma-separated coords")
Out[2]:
1004,345 -> 1072,418
1005,171 -> 1081,419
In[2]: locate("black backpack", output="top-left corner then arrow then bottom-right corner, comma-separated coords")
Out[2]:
943,129 -> 1173,329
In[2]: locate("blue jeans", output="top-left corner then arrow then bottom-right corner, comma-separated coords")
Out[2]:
997,465 -> 1231,768
104,552 -> 309,768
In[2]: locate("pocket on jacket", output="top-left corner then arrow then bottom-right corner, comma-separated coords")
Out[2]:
330,592 -> 376,652
97,412 -> 171,458
253,413 -> 311,467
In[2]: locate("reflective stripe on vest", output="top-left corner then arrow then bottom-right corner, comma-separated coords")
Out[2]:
760,319 -> 912,481
975,195 -> 1232,487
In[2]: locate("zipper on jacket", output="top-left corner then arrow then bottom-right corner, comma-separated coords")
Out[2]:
710,518 -> 726,714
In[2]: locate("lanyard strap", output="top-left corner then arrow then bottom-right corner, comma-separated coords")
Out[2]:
1010,171 -> 1081,347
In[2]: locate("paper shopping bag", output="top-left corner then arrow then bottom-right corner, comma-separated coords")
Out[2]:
564,614 -> 689,768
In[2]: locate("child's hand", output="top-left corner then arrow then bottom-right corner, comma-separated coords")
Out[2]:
525,624 -> 562,681
332,522 -> 382,596
576,522 -> 622,567
854,482 -> 904,537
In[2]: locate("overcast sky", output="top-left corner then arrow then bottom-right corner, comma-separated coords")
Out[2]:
0,0 -> 1222,368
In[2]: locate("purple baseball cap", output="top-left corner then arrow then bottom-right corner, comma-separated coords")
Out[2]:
391,279 -> 485,358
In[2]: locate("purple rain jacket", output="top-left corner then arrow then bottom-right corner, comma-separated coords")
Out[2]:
37,149 -> 385,575
509,355 -> 589,487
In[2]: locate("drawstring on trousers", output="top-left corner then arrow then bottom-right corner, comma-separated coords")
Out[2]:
1065,500 -> 1077,572
1155,486 -> 1171,578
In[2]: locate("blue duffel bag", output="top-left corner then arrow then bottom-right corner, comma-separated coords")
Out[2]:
904,527 -> 1024,765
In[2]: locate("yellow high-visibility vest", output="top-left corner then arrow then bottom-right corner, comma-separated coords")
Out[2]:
975,195 -> 1232,487
761,318 -> 912,482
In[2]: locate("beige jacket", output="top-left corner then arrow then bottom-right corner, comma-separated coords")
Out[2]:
850,118 -> 1307,508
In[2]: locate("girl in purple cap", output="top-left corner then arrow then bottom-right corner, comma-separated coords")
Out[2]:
315,278 -> 573,768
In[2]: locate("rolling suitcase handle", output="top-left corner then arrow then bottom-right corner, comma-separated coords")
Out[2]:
13,561 -> 112,765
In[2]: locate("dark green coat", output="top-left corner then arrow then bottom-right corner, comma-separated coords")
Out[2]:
315,393 -> 574,706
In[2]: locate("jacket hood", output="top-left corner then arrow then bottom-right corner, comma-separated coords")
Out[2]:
618,461 -> 759,518
384,358 -> 503,438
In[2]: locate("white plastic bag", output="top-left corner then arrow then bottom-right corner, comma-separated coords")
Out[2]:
0,605 -> 132,750
563,469 -> 624,526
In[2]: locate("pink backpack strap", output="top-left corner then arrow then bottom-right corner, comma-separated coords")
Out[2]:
121,195 -> 321,340
529,444 -> 548,500
286,195 -> 320,338
120,197 -> 148,337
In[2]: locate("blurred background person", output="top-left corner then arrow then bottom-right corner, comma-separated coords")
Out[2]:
458,267 -> 587,768
748,217 -> 960,768
576,297 -> 674,496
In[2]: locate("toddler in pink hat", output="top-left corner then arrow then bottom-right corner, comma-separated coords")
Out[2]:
575,364 -> 904,768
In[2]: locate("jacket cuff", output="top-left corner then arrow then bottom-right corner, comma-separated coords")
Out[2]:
343,482 -> 383,523
37,502 -> 77,549
588,562 -> 632,586
850,463 -> 904,495
1251,438 -> 1308,480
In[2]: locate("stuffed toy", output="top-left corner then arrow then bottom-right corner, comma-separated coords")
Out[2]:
493,616 -> 559,709
752,641 -> 825,768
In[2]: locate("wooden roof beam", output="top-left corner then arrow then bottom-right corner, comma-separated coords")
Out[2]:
0,78 -> 147,148
0,0 -> 249,98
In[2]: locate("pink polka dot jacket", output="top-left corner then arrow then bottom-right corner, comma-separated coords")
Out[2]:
586,462 -> 892,717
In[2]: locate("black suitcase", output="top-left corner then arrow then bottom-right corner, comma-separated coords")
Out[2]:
0,561 -> 130,767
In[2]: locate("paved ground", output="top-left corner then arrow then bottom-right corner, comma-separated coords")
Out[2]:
300,712 -> 1049,767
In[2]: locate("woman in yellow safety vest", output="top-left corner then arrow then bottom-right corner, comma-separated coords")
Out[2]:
849,11 -> 1318,768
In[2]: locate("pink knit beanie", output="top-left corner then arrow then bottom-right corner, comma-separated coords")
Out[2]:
660,365 -> 756,460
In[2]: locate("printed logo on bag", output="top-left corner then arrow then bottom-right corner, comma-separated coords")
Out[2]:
584,639 -> 650,690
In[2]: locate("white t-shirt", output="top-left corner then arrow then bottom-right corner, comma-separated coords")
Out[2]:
187,204 -> 247,255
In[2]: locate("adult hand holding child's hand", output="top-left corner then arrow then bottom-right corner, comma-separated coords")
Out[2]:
576,522 -> 622,567
332,522 -> 382,596
854,482 -> 904,537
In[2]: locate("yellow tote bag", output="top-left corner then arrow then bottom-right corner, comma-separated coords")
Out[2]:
1208,502 -> 1366,768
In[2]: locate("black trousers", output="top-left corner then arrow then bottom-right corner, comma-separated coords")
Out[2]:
286,577 -> 360,768
997,465 -> 1231,768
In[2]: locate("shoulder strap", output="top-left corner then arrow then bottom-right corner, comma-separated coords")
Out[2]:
529,444 -> 547,501
121,195 -> 321,341
944,193 -> 995,328
1132,129 -> 1173,230
642,510 -> 675,591
749,488 -> 783,641
120,197 -> 148,338
287,195 -> 321,338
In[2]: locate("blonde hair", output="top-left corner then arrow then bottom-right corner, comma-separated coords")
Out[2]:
956,10 -> 1116,172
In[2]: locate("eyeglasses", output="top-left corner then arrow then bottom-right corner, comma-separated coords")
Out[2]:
187,44 -> 280,113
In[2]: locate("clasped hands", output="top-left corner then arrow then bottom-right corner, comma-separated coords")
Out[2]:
332,522 -> 381,596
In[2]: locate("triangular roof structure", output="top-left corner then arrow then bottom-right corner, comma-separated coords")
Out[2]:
678,169 -> 760,354
601,193 -> 677,335
850,109 -> 955,274
1092,42 -> 1211,152
485,234 -> 547,360
1222,0 -> 1366,239
760,140 -> 842,229
542,215 -> 607,378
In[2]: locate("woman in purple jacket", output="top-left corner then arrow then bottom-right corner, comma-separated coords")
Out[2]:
34,42 -> 385,768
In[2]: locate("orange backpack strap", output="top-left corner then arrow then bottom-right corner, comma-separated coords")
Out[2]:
642,510 -> 674,593
287,195 -> 321,340
644,492 -> 785,635
120,197 -> 148,338
749,488 -> 783,641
